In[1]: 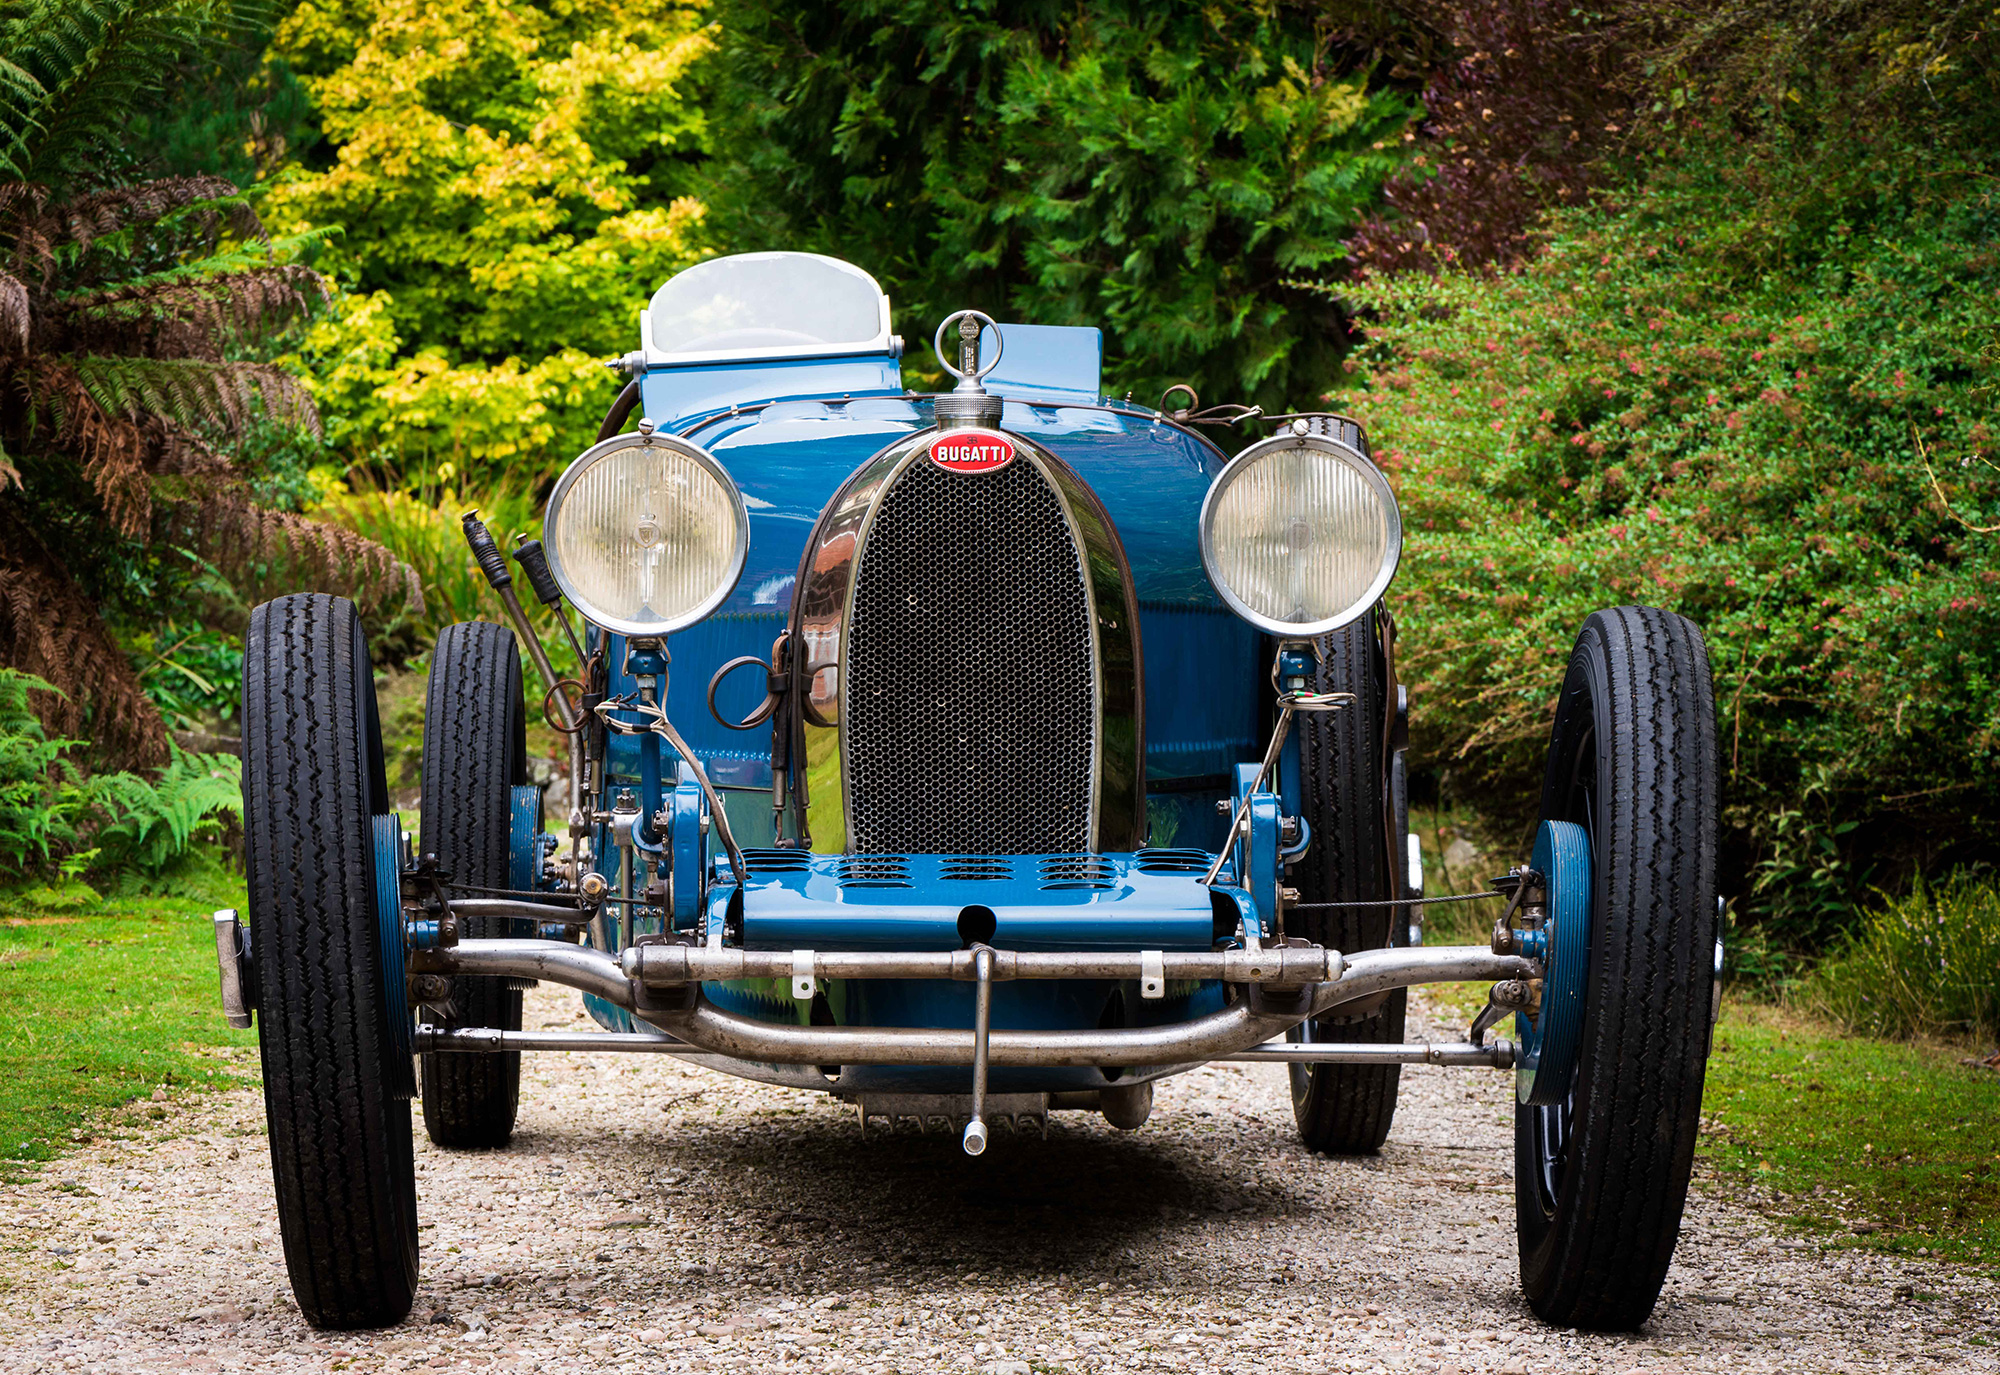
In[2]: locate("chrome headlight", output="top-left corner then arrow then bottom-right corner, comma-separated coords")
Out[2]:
542,430 -> 749,637
1198,430 -> 1401,635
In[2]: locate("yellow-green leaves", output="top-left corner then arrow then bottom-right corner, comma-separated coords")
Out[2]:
271,0 -> 716,478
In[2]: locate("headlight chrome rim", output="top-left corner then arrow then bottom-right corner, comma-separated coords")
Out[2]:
542,428 -> 750,637
1198,431 -> 1402,637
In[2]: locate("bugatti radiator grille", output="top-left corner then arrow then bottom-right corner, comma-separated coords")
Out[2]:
845,456 -> 1096,853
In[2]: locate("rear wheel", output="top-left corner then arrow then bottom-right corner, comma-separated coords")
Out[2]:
1515,606 -> 1719,1330
1290,610 -> 1405,1154
243,593 -> 418,1329
418,621 -> 528,1149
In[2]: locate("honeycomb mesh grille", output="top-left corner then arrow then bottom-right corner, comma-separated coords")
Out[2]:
845,455 -> 1095,854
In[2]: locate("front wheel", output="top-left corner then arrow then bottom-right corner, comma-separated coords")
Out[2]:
418,621 -> 528,1148
1515,605 -> 1719,1330
243,594 -> 418,1329
1289,611 -> 1405,1154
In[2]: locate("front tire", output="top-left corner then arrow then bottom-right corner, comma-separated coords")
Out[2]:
243,594 -> 418,1329
418,621 -> 528,1149
1515,606 -> 1719,1330
1290,611 -> 1405,1154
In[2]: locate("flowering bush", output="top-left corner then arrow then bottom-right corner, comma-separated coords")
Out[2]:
1346,136 -> 2000,936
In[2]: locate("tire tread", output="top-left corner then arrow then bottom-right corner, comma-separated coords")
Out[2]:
1518,605 -> 1718,1329
245,594 -> 417,1329
1291,614 -> 1404,1154
417,621 -> 526,1149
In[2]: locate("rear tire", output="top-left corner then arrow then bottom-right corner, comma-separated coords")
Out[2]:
418,622 -> 528,1149
243,594 -> 418,1329
1515,606 -> 1719,1330
1290,610 -> 1405,1155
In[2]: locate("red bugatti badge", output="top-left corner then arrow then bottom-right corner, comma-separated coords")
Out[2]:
928,429 -> 1016,474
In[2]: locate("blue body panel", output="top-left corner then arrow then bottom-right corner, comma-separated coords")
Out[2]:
721,850 -> 1220,952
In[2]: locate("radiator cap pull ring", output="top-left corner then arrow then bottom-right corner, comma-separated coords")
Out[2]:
932,309 -> 1004,430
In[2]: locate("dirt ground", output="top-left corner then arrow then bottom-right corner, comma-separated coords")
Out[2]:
2,987 -> 1996,1374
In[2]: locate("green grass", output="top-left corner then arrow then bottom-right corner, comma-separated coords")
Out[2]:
0,878 -> 257,1182
1701,1001 -> 2000,1268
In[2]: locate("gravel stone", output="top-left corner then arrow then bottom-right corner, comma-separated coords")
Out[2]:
1,986 -> 1995,1373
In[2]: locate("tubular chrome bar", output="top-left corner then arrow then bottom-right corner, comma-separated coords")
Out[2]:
444,898 -> 591,924
212,909 -> 251,1030
964,944 -> 996,1154
1220,1039 -> 1517,1067
410,940 -> 630,1002
659,996 -> 1302,1067
621,944 -> 1346,986
414,1026 -> 1518,1069
414,1027 -> 697,1054
415,940 -> 1536,1068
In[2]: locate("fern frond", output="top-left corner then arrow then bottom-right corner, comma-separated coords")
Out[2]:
68,352 -> 317,433
0,57 -> 49,182
5,0 -> 254,190
25,174 -> 251,269
63,260 -> 326,346
0,514 -> 169,768
190,494 -> 425,620
0,269 -> 26,351
57,228 -> 328,303
87,745 -> 242,874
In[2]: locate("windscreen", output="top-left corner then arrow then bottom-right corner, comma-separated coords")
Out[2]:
648,254 -> 884,356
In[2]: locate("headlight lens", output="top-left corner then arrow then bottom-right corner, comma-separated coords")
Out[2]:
543,431 -> 749,637
1199,431 -> 1401,635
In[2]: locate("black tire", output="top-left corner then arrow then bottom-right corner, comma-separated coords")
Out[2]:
243,594 -> 418,1329
418,622 -> 528,1149
1516,606 -> 1719,1330
1290,610 -> 1406,1154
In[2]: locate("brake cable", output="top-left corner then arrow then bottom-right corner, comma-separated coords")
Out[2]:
594,695 -> 748,880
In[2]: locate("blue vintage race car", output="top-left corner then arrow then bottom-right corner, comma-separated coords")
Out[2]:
218,252 -> 1722,1334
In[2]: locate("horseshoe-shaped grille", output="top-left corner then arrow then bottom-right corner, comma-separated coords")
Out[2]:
843,455 -> 1096,854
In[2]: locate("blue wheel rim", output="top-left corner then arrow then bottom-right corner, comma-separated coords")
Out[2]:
373,812 -> 416,1099
1517,818 -> 1590,1108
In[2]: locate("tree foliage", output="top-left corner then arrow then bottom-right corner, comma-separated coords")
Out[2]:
268,0 -> 713,478
0,0 -> 413,766
707,0 -> 1414,412
1345,0 -> 1628,274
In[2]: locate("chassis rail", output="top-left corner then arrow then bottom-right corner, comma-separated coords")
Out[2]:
410,939 -> 1534,1069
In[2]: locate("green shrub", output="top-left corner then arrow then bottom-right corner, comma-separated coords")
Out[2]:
317,477 -> 580,679
88,750 -> 242,882
708,0 -> 1415,411
0,668 -> 240,890
128,617 -> 247,736
1801,875 -> 2000,1044
1344,130 -> 2000,937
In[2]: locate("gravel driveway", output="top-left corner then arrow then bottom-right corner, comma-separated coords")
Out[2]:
3,986 -> 1995,1374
